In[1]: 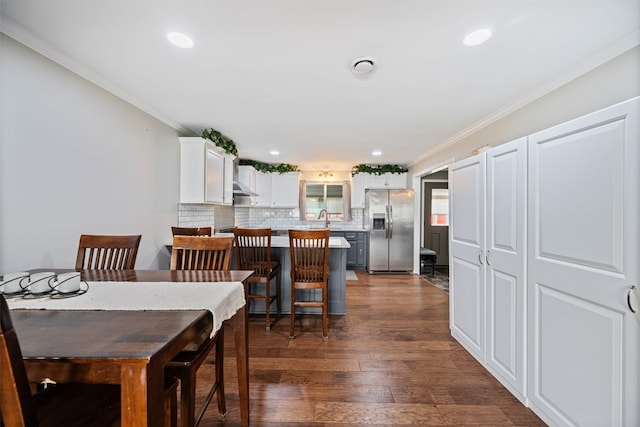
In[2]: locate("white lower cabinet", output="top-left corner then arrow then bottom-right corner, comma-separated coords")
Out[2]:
449,97 -> 639,427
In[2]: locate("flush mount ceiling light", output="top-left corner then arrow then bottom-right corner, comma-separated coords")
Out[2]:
351,57 -> 376,74
167,32 -> 194,49
463,28 -> 492,46
372,150 -> 382,156
269,150 -> 279,156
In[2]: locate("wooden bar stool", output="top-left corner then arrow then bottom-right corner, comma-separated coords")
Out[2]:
233,227 -> 282,331
171,226 -> 212,236
420,247 -> 437,275
288,229 -> 330,340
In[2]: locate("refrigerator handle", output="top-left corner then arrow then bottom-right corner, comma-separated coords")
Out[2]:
385,205 -> 389,239
389,204 -> 393,239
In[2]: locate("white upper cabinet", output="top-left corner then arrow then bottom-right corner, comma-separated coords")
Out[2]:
204,146 -> 224,204
382,172 -> 407,189
235,167 -> 298,208
351,173 -> 366,208
351,172 -> 408,209
180,137 -> 235,205
270,172 -> 300,208
254,171 -> 273,207
363,172 -> 407,189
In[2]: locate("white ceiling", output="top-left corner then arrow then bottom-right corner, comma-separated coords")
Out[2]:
2,1 -> 639,171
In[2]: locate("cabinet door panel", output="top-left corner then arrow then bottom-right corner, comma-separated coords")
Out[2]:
450,256 -> 484,354
449,154 -> 485,360
528,99 -> 639,427
205,147 -> 224,203
254,172 -> 271,207
270,172 -> 299,207
351,174 -> 366,208
486,138 -> 527,402
223,155 -> 234,205
365,174 -> 387,189
385,173 -> 407,189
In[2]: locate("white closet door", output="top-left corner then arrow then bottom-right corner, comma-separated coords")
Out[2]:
449,154 -> 486,360
527,98 -> 639,427
485,137 -> 527,403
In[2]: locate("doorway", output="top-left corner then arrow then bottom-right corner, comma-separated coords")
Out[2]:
422,171 -> 449,269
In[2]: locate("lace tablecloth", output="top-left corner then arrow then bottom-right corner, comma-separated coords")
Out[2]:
6,281 -> 245,335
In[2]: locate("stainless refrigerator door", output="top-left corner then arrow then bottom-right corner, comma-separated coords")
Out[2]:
366,189 -> 390,271
388,189 -> 414,271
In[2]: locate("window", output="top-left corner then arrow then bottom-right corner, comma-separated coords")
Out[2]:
430,188 -> 449,226
301,181 -> 350,221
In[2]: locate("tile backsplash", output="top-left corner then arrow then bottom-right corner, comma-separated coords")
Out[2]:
235,207 -> 364,230
179,204 -> 365,231
177,204 -> 234,232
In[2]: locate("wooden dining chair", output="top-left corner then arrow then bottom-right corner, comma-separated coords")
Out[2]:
171,226 -> 212,236
170,229 -> 212,270
170,236 -> 233,271
288,229 -> 330,340
0,294 -> 179,427
233,227 -> 281,331
168,235 -> 233,427
75,234 -> 142,270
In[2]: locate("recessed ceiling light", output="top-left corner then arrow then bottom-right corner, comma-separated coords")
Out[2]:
372,150 -> 382,156
269,150 -> 279,156
167,32 -> 194,49
463,28 -> 492,46
352,57 -> 376,74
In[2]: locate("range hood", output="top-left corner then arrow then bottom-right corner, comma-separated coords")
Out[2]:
232,158 -> 257,196
233,180 -> 257,196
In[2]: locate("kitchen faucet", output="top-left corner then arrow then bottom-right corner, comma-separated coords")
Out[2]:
317,209 -> 330,228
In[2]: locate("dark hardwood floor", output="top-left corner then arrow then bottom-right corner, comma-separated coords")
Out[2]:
194,272 -> 546,426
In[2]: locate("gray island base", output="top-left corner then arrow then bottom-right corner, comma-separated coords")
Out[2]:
244,235 -> 349,315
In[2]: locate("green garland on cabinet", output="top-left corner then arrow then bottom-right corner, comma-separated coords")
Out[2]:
239,159 -> 299,174
351,164 -> 408,176
201,128 -> 238,156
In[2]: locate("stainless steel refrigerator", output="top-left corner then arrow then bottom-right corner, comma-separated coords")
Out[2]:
365,188 -> 414,273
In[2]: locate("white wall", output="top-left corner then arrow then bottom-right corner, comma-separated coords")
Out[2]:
410,46 -> 640,173
0,34 -> 181,271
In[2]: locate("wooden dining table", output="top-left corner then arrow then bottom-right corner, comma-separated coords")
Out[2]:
7,269 -> 253,427
12,309 -> 211,426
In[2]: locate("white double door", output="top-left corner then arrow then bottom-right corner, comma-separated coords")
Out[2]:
449,137 -> 527,402
527,98 -> 639,427
449,97 -> 639,427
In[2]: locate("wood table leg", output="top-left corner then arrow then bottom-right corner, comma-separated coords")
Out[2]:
121,363 -> 164,427
233,305 -> 250,427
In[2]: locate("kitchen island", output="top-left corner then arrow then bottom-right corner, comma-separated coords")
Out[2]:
248,235 -> 350,315
167,234 -> 350,314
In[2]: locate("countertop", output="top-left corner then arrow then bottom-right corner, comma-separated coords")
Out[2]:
169,234 -> 351,249
273,227 -> 370,234
271,235 -> 350,249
